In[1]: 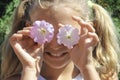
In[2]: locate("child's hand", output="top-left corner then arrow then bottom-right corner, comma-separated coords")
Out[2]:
70,16 -> 99,71
9,27 -> 43,76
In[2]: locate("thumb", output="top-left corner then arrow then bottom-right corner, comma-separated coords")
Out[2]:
35,56 -> 43,76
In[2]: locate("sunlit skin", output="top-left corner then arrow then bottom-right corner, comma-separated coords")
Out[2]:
9,4 -> 100,80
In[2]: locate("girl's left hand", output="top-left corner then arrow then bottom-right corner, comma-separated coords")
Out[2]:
69,16 -> 99,71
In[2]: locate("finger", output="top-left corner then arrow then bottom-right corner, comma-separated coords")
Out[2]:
31,44 -> 43,57
12,40 -> 35,64
35,55 -> 44,76
81,27 -> 88,36
86,32 -> 99,47
9,34 -> 35,64
23,27 -> 33,30
25,21 -> 32,27
9,33 -> 23,45
72,16 -> 95,32
17,29 -> 30,37
84,23 -> 95,32
58,23 -> 65,28
72,16 -> 85,25
88,22 -> 94,26
72,16 -> 88,36
21,36 -> 36,50
35,56 -> 42,76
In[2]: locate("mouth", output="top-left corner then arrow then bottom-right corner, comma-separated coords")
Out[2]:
45,52 -> 68,57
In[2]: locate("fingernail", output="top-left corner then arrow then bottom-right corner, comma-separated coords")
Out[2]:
72,16 -> 80,19
72,16 -> 83,21
58,23 -> 64,27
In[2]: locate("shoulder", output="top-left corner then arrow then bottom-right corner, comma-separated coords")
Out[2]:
3,74 -> 21,80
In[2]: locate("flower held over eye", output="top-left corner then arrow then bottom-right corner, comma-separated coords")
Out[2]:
30,20 -> 54,44
57,25 -> 80,49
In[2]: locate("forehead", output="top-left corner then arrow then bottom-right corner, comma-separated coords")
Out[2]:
30,4 -> 80,26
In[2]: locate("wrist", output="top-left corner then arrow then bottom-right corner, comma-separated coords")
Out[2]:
80,64 -> 100,80
21,68 -> 38,80
80,64 -> 95,73
22,67 -> 40,76
23,67 -> 37,72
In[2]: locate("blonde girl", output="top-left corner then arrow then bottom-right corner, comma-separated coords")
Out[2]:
1,0 -> 120,80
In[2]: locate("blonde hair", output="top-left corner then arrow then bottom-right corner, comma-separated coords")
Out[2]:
91,3 -> 120,79
1,0 -> 119,80
1,0 -> 33,79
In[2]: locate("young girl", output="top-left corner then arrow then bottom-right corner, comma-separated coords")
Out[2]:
1,0 -> 120,80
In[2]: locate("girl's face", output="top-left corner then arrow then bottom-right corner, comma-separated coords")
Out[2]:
30,4 -> 80,69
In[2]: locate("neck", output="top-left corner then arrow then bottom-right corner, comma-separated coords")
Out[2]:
40,62 -> 79,80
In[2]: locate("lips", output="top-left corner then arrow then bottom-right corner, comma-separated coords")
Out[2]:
43,51 -> 70,68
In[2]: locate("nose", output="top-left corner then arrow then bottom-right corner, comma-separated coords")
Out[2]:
48,33 -> 62,49
45,42 -> 68,55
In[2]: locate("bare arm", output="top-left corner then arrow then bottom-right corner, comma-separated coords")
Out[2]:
21,68 -> 38,80
80,65 -> 100,80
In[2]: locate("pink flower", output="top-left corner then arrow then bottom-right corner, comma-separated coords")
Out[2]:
57,25 -> 80,49
30,20 -> 54,44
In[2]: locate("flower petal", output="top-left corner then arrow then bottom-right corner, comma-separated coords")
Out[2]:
30,20 -> 54,44
57,25 -> 80,49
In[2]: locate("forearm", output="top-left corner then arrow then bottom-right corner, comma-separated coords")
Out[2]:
21,68 -> 38,80
80,65 -> 100,80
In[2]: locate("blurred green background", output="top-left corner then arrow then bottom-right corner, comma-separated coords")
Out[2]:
0,0 -> 120,79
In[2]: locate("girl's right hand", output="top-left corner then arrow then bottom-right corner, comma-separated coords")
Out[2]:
9,27 -> 43,76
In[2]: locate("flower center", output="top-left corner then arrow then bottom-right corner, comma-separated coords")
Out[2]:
66,32 -> 71,39
38,28 -> 46,35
